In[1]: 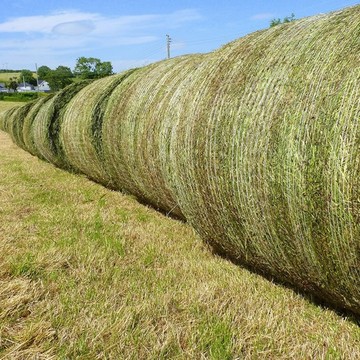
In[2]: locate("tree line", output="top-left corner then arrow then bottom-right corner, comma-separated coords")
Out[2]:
6,57 -> 113,92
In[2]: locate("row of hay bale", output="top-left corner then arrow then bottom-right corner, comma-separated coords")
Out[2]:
1,5 -> 359,317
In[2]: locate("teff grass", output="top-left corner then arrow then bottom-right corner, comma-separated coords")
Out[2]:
61,69 -> 138,187
1,130 -> 360,358
31,80 -> 92,169
102,55 -> 204,218
1,5 -> 360,317
22,94 -> 55,158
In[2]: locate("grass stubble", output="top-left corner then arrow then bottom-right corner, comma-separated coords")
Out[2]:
1,107 -> 360,358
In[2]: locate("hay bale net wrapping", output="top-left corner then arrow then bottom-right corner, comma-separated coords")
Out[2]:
22,95 -> 55,158
61,70 -> 138,188
0,106 -> 21,133
165,7 -> 360,314
31,80 -> 93,169
2,6 -> 360,316
170,7 -> 359,313
102,55 -> 205,218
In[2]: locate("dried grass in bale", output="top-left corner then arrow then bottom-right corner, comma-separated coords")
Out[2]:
165,6 -> 360,315
60,70 -> 137,187
2,5 -> 359,316
31,81 -> 92,169
0,107 -> 17,132
22,95 -> 55,158
0,111 -> 8,131
103,55 -> 204,218
7,101 -> 43,152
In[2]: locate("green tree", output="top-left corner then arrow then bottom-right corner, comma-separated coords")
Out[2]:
270,18 -> 282,27
44,67 -> 73,92
37,65 -> 52,79
74,57 -> 113,79
95,61 -> 113,78
270,13 -> 295,27
18,69 -> 37,86
283,13 -> 296,23
7,77 -> 18,92
54,65 -> 73,79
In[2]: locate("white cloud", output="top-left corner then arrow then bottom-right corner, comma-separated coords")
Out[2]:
0,9 -> 202,36
52,20 -> 96,36
0,11 -> 99,33
0,8 -> 202,71
250,13 -> 275,20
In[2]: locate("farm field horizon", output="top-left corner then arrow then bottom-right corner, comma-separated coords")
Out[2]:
0,72 -> 35,83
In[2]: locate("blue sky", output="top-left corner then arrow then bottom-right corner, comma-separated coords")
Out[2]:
0,0 -> 358,73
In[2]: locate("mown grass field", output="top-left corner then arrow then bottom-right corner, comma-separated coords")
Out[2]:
0,72 -> 38,82
0,106 -> 359,359
0,73 -> 22,83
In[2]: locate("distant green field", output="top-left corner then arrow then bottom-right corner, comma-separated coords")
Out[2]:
0,72 -> 37,83
0,72 -> 21,82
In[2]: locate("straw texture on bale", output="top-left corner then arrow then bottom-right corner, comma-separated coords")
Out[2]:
1,6 -> 359,317
102,55 -> 205,218
31,80 -> 92,169
22,95 -> 55,158
0,106 -> 21,133
61,70 -> 138,187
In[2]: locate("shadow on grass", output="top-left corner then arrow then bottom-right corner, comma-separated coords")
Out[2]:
207,240 -> 360,327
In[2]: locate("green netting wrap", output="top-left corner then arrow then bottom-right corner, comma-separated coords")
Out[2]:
0,106 -> 21,133
102,55 -> 205,218
31,80 -> 93,169
1,6 -> 359,317
164,8 -> 360,315
61,70 -> 138,188
22,95 -> 55,158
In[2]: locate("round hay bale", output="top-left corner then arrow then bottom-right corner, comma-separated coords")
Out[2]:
103,55 -> 204,218
2,5 -> 359,316
165,6 -> 360,314
23,95 -> 55,158
0,106 -> 20,133
31,81 -> 92,169
60,70 -> 137,187
4,102 -> 37,151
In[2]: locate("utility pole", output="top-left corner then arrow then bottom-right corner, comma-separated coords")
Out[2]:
166,34 -> 171,59
35,63 -> 39,89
